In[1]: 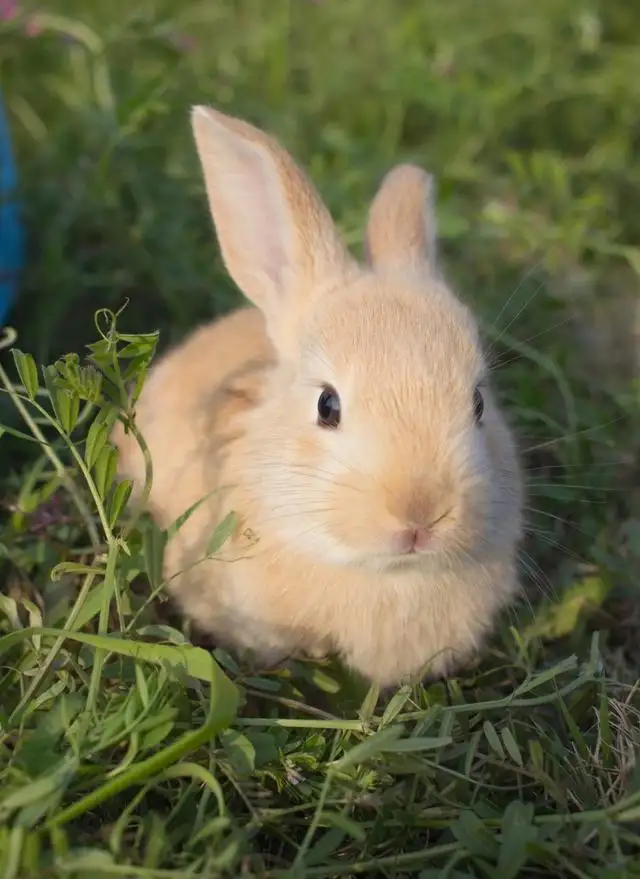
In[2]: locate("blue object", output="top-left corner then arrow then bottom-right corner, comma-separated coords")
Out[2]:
0,89 -> 23,325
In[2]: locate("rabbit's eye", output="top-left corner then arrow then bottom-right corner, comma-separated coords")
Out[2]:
317,386 -> 341,428
473,387 -> 484,424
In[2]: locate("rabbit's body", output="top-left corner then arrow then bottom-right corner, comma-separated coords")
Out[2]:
114,107 -> 523,686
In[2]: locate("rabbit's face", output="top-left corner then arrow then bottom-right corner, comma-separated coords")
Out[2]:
251,271 -> 522,571
190,107 -> 522,572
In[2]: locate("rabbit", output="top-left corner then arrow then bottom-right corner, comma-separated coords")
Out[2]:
112,105 -> 523,688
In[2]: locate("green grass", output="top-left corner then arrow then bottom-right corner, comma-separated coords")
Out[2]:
1,1 -> 639,875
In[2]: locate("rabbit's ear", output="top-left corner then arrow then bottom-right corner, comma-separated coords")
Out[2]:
191,106 -> 353,327
364,164 -> 438,272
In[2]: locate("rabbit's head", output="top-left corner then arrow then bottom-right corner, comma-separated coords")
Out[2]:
192,107 -> 522,573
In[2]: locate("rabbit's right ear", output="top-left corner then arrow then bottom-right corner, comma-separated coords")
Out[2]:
191,107 -> 353,338
364,164 -> 438,274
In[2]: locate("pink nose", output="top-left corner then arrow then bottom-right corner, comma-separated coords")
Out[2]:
396,527 -> 432,554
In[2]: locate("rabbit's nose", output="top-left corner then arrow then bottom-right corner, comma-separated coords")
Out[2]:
395,526 -> 432,554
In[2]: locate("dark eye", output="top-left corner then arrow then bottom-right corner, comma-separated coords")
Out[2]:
317,386 -> 341,428
473,387 -> 484,424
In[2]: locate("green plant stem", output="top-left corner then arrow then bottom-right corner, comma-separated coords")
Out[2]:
117,414 -> 154,538
8,572 -> 99,724
278,842 -> 464,877
291,770 -> 333,872
86,543 -> 122,714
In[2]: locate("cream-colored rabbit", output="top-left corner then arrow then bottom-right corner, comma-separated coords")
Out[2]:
112,105 -> 523,687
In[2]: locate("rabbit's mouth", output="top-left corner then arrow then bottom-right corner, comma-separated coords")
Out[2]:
357,549 -> 450,576
358,536 -> 456,573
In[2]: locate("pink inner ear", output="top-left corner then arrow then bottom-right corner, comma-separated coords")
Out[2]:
222,140 -> 292,295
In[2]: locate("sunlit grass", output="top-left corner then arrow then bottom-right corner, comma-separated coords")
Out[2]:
0,1 -> 638,875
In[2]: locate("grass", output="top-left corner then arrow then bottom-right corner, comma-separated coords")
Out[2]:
0,0 -> 639,875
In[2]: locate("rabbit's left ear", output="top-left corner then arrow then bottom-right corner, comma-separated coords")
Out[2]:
191,106 -> 354,337
364,164 -> 438,272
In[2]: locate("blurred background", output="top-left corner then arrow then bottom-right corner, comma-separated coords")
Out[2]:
1,1 -> 639,658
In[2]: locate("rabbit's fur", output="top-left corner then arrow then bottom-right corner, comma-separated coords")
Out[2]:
113,106 -> 523,687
